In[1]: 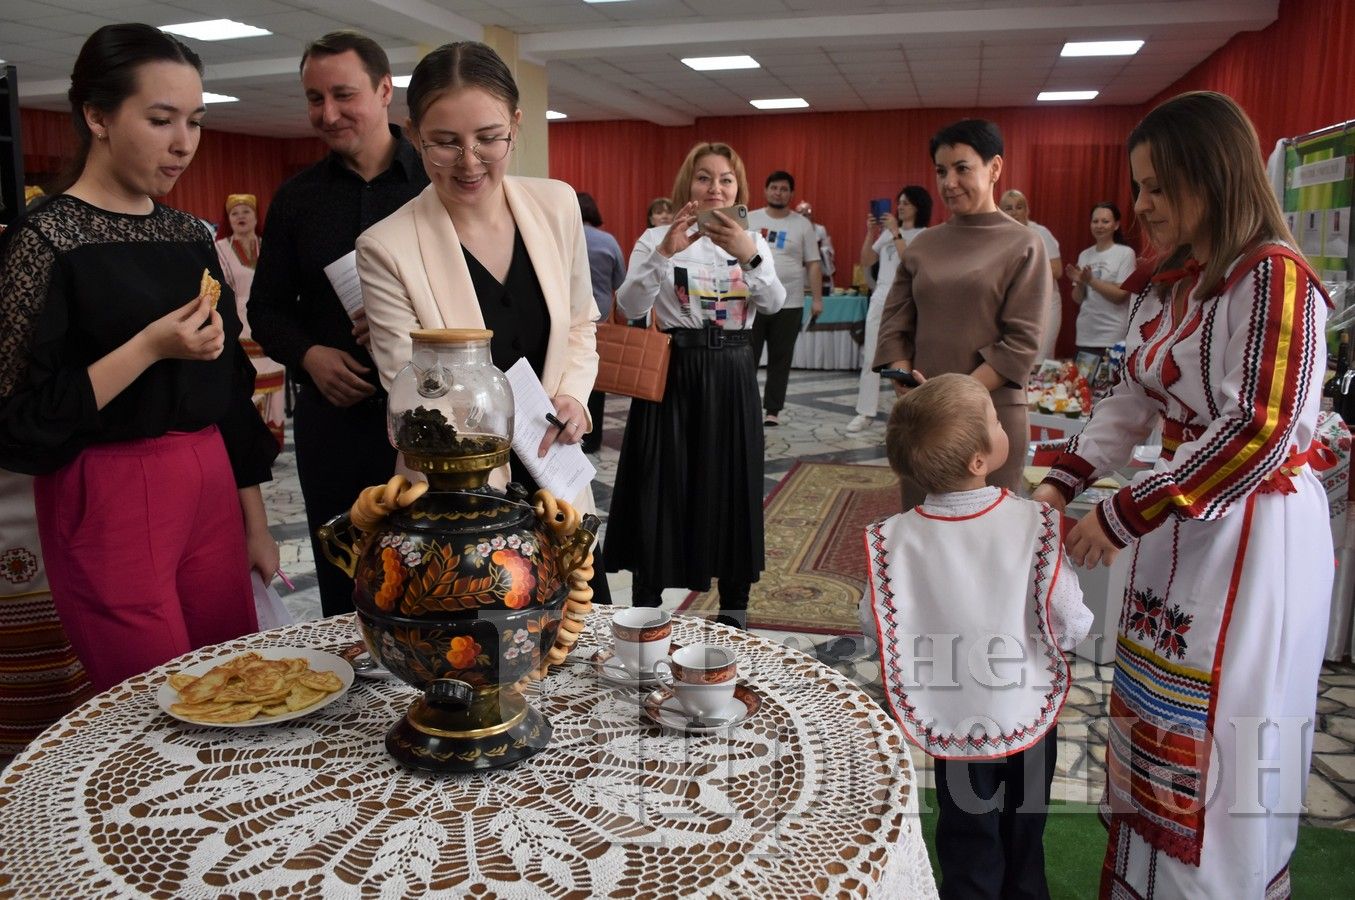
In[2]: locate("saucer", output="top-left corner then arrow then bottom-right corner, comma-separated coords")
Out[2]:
640,684 -> 762,734
588,642 -> 682,689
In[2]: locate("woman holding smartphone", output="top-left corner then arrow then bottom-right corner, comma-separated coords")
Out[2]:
849,185 -> 932,432
606,142 -> 785,628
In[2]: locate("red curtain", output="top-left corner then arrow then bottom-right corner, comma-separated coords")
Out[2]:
550,0 -> 1354,357
1148,0 -> 1355,152
16,0 -> 1353,352
19,107 -> 327,227
550,106 -> 1142,357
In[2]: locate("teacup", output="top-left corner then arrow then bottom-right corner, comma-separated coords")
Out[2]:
611,608 -> 673,677
654,644 -> 737,721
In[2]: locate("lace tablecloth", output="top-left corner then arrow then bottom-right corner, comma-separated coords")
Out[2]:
0,614 -> 936,899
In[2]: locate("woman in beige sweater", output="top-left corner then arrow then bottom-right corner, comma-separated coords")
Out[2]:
873,119 -> 1050,507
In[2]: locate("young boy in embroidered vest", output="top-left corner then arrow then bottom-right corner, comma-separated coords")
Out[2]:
862,373 -> 1092,900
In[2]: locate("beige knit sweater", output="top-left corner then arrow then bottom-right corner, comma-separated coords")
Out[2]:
873,210 -> 1050,407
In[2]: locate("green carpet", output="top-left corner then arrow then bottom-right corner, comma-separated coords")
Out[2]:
917,789 -> 1353,898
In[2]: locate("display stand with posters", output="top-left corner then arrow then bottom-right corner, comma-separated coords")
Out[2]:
1277,118 -> 1355,659
1279,118 -> 1354,309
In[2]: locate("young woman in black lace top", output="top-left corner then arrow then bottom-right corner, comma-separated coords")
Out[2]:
0,24 -> 278,690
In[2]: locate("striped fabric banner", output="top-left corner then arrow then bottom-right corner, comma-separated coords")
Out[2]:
0,591 -> 92,763
1102,636 -> 1213,865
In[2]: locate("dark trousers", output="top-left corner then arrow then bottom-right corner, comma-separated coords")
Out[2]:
582,390 -> 605,453
749,306 -> 802,415
293,385 -> 398,617
632,578 -> 748,628
933,726 -> 1058,900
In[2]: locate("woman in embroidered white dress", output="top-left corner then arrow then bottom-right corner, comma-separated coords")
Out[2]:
1033,91 -> 1331,899
215,193 -> 285,448
606,142 -> 785,628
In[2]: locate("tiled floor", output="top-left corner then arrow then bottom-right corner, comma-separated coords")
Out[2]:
263,368 -> 1355,830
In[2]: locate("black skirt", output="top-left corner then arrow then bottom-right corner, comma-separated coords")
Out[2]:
604,339 -> 764,590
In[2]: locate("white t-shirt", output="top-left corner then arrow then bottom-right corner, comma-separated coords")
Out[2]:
1028,221 -> 1060,266
814,223 -> 835,278
869,227 -> 926,304
747,208 -> 819,308
1074,242 -> 1138,347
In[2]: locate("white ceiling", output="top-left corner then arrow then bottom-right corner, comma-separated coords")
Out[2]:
0,0 -> 1279,138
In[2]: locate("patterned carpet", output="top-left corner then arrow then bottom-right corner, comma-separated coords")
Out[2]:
678,462 -> 901,634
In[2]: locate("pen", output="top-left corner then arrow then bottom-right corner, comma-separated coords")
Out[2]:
275,567 -> 296,591
545,412 -> 568,431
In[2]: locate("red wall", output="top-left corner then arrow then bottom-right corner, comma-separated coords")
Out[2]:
1147,0 -> 1355,152
549,104 -> 1143,281
548,0 -> 1354,356
17,0 -> 1353,352
20,107 -> 325,227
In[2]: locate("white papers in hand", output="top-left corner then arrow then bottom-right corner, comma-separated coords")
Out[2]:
504,358 -> 596,500
323,250 -> 365,320
250,570 -> 294,632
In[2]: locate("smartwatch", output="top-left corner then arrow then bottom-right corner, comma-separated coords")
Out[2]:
739,252 -> 763,271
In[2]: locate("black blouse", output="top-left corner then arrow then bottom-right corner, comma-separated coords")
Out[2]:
463,230 -> 551,377
0,196 -> 277,486
462,230 -> 551,491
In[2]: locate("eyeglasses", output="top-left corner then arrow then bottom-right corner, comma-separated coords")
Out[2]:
419,136 -> 514,167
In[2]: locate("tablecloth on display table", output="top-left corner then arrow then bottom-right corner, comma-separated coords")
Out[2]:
757,293 -> 868,371
0,612 -> 936,899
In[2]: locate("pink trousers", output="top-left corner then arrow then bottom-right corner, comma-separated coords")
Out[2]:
34,427 -> 257,691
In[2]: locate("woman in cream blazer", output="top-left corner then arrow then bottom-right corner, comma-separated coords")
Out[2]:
355,43 -> 603,605
357,176 -> 598,474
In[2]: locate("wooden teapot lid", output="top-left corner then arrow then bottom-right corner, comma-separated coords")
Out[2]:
410,328 -> 493,343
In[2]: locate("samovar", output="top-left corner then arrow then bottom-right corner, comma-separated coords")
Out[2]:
319,329 -> 597,773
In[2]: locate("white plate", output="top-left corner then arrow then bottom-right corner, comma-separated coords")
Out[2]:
156,647 -> 355,728
641,684 -> 762,734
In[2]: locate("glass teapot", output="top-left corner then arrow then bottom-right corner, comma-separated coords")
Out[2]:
386,329 -> 514,488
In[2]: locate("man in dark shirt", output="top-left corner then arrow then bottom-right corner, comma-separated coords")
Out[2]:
250,31 -> 429,615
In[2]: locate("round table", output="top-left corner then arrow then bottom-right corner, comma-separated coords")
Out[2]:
0,613 -> 935,899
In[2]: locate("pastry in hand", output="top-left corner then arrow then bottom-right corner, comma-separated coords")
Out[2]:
199,268 -> 222,309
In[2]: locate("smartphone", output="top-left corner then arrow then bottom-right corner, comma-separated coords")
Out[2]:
869,198 -> 891,219
696,204 -> 749,231
879,368 -> 920,388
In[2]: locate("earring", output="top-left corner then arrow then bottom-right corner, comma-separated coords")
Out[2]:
96,131 -> 106,140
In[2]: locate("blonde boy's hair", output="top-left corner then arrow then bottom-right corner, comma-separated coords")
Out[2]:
886,374 -> 993,494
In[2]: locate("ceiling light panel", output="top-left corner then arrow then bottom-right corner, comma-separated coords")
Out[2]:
160,20 -> 271,41
750,97 -> 809,110
1060,40 -> 1144,57
682,55 -> 760,71
1037,90 -> 1099,101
